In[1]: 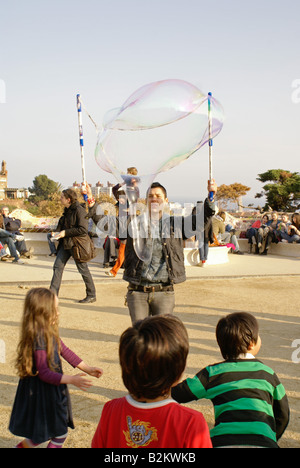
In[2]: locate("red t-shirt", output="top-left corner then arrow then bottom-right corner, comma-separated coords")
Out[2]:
91,395 -> 212,449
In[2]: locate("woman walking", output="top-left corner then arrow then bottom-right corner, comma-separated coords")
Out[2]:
50,188 -> 96,303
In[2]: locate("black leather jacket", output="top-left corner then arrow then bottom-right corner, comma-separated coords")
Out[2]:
123,198 -> 216,285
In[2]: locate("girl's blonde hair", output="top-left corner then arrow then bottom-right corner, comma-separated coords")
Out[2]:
15,288 -> 60,378
127,167 -> 138,176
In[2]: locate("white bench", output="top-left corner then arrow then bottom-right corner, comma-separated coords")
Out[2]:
20,233 -> 300,264
184,245 -> 230,266
238,238 -> 300,258
21,232 -> 104,263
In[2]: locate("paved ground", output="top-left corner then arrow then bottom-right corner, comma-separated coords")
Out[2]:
1,253 -> 300,448
1,251 -> 300,286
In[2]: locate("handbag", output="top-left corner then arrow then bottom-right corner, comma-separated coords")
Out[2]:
5,219 -> 21,232
72,235 -> 97,263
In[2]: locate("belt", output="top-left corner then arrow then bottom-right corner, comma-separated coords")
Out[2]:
129,283 -> 174,293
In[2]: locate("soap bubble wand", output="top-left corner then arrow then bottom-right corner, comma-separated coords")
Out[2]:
208,92 -> 214,202
76,94 -> 88,201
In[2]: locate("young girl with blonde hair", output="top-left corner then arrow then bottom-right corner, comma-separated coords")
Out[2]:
9,288 -> 103,448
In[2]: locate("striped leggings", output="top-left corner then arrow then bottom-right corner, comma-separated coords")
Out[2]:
16,433 -> 68,449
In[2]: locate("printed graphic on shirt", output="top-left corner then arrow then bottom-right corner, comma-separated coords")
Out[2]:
123,416 -> 158,448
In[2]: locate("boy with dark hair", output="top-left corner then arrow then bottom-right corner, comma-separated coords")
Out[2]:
92,315 -> 212,448
172,312 -> 289,448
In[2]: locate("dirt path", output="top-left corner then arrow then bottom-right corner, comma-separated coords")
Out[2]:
0,276 -> 299,448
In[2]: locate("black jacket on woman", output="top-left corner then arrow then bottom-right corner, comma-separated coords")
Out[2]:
56,201 -> 88,251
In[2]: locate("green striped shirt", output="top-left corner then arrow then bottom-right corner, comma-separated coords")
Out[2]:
172,359 -> 289,448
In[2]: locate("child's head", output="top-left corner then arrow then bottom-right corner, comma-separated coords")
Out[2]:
218,211 -> 226,222
292,213 -> 300,228
16,288 -> 59,378
262,214 -> 270,223
216,312 -> 260,360
119,315 -> 189,400
127,167 -> 138,176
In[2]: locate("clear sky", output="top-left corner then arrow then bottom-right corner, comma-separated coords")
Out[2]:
0,0 -> 299,204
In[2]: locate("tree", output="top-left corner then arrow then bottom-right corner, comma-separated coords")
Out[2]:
256,169 -> 300,211
215,183 -> 251,210
29,175 -> 62,203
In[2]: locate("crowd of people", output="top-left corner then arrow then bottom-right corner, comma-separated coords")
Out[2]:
246,211 -> 300,254
0,207 -> 34,264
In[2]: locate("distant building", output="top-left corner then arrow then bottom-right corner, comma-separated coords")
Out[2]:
5,187 -> 30,199
0,160 -> 7,200
0,160 -> 30,200
72,180 -> 115,199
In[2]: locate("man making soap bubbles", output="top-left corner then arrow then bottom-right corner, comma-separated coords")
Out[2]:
121,179 -> 217,324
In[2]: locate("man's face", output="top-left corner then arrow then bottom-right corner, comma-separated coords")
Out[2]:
2,208 -> 9,217
147,187 -> 167,218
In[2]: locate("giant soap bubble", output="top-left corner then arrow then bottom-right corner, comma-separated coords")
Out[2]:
95,79 -> 224,261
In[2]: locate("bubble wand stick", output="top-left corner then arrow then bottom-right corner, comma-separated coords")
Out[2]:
76,94 -> 88,201
208,92 -> 214,202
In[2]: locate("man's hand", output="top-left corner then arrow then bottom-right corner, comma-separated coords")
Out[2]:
81,182 -> 93,199
208,179 -> 217,195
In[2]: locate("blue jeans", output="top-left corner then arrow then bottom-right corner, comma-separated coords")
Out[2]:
126,287 -> 175,324
50,244 -> 96,298
247,228 -> 257,243
199,239 -> 209,261
0,230 -> 19,259
280,232 -> 300,243
230,234 -> 240,251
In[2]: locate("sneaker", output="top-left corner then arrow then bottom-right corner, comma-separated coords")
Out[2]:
105,271 -> 115,277
21,247 -> 34,259
199,260 -> 207,267
12,258 -> 25,264
1,255 -> 10,261
14,234 -> 25,242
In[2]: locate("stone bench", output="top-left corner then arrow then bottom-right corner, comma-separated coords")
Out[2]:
238,238 -> 300,258
184,245 -> 230,266
183,238 -> 300,265
19,233 -> 300,266
20,232 -> 104,263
